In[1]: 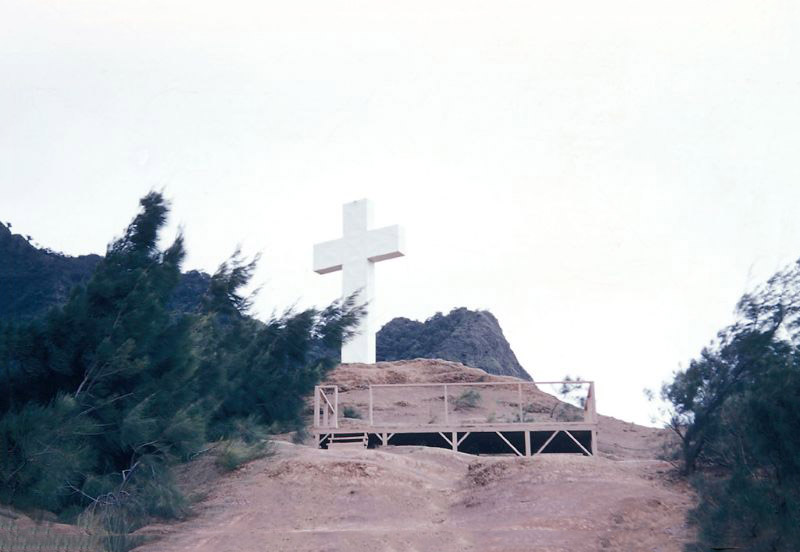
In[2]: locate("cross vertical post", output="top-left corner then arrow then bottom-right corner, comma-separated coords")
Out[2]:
313,199 -> 405,364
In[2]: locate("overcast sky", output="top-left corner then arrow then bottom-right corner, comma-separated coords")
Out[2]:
3,0 -> 800,425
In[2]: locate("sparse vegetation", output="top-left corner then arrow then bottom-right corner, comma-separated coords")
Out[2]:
216,439 -> 271,472
0,519 -> 105,552
0,517 -> 152,552
342,406 -> 362,419
453,389 -> 482,410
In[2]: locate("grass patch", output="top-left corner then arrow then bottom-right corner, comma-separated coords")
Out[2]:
453,389 -> 481,411
0,517 -> 152,552
0,520 -> 104,552
215,439 -> 271,472
342,406 -> 362,419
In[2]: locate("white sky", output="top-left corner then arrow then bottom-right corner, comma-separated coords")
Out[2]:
2,0 -> 799,425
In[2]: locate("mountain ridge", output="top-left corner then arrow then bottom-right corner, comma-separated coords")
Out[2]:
0,222 -> 209,320
377,308 -> 531,380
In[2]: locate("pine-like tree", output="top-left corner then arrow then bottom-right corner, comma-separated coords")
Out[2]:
663,261 -> 800,551
0,192 -> 363,529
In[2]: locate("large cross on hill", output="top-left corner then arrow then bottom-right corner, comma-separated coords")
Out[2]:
313,199 -> 405,364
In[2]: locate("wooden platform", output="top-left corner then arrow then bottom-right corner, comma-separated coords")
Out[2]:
313,381 -> 598,457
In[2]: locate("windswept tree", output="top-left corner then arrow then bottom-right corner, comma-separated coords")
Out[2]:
662,261 -> 800,551
0,192 -> 363,531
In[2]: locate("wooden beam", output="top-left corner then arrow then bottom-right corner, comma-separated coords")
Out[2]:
536,430 -> 560,455
443,384 -> 449,425
319,390 -> 335,413
457,432 -> 471,447
496,431 -> 523,457
313,386 -> 320,428
333,387 -> 339,429
564,430 -> 592,456
369,386 -> 374,426
524,430 -> 531,456
438,432 -> 454,447
369,381 -> 594,388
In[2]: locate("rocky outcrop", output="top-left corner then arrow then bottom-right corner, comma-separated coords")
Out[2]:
376,308 -> 531,380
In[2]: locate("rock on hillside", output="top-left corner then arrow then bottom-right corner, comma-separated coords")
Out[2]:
0,222 -> 211,320
377,308 -> 531,380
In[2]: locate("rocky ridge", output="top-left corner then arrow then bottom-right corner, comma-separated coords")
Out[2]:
377,308 -> 531,380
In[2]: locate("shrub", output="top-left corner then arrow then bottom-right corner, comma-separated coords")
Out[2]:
342,406 -> 362,419
215,439 -> 271,472
453,389 -> 481,410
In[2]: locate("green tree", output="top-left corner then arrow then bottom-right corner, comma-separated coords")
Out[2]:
1,192 -> 201,514
0,192 -> 363,533
663,261 -> 800,551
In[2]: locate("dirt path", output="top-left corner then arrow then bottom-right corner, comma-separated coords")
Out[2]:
136,440 -> 692,551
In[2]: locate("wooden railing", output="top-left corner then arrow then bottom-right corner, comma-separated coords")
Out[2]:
313,385 -> 339,428
315,380 -> 596,429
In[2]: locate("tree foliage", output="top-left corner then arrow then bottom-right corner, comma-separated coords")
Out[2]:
662,262 -> 800,551
0,192 -> 362,533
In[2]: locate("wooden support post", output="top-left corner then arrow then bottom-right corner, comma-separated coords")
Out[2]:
333,386 -> 339,429
313,386 -> 320,428
322,391 -> 329,427
452,431 -> 458,452
591,428 -> 598,456
524,430 -> 531,457
443,384 -> 449,425
369,386 -> 374,426
517,383 -> 523,422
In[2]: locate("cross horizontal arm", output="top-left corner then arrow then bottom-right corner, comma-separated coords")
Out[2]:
313,239 -> 344,274
365,225 -> 405,263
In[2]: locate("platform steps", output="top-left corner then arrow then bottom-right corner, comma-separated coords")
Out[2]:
325,432 -> 368,450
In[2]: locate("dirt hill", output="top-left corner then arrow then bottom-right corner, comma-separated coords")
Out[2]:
131,360 -> 694,552
377,308 -> 532,380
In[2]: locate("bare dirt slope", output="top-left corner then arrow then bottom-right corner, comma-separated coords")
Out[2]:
135,360 -> 694,552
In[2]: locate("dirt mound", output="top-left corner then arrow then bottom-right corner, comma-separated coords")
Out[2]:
327,359 -> 510,391
131,360 -> 694,552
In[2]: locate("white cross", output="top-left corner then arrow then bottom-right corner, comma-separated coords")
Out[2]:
313,199 -> 405,364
